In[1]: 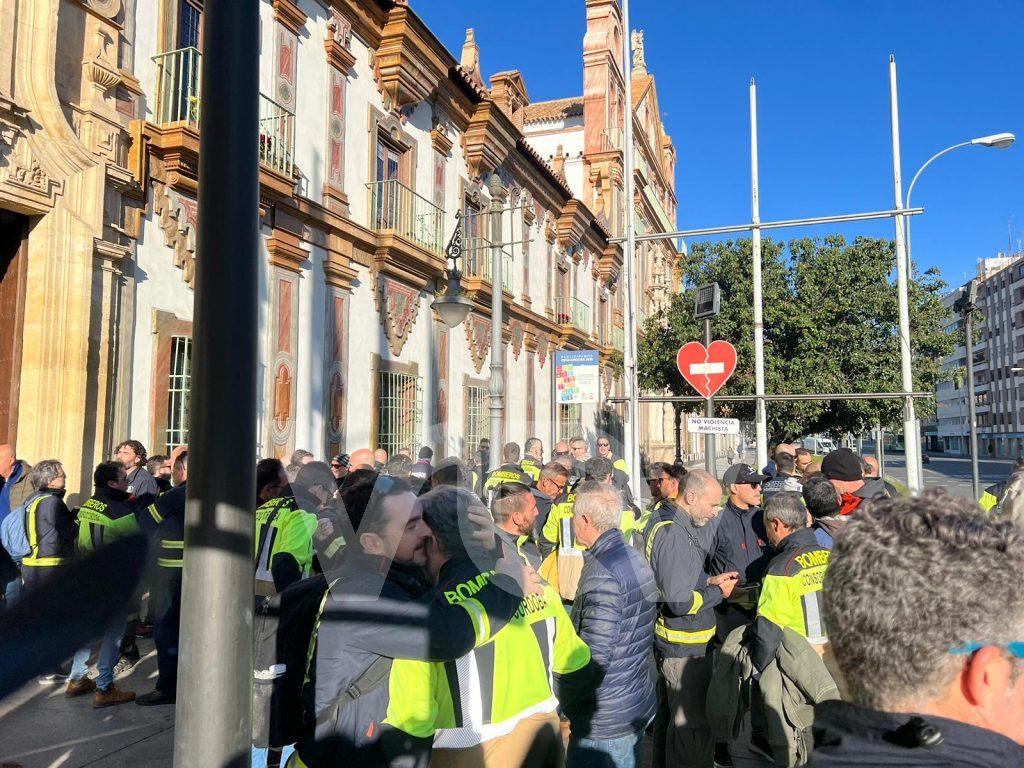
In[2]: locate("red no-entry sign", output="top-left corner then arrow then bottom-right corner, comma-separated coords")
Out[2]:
676,341 -> 737,398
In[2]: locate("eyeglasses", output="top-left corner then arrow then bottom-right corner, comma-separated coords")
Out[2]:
952,642 -> 1024,659
553,450 -> 570,457
597,442 -> 610,448
330,463 -> 344,469
747,482 -> 762,488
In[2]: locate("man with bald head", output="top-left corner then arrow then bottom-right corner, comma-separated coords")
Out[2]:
0,444 -> 33,522
348,448 -> 376,471
373,448 -> 388,470
645,469 -> 738,768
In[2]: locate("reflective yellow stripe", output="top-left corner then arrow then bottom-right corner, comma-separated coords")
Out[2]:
157,557 -> 183,568
22,556 -> 70,567
22,496 -> 69,567
688,590 -> 704,616
325,535 -> 345,559
161,540 -> 184,549
645,519 -> 673,561
458,597 -> 490,645
654,620 -> 715,645
149,503 -> 164,524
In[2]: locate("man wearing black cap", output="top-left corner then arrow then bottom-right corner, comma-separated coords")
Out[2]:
710,463 -> 773,638
821,448 -> 890,516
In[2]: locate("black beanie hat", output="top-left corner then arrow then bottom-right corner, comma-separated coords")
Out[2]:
821,448 -> 863,482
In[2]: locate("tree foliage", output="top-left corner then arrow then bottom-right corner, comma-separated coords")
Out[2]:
637,235 -> 952,442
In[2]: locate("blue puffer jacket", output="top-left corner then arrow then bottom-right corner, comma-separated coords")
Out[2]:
569,528 -> 658,740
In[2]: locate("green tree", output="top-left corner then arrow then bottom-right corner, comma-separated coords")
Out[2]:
637,235 -> 952,442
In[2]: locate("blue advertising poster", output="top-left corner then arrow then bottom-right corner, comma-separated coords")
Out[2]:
554,349 -> 600,404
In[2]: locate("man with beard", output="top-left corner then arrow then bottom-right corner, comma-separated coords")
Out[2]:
381,486 -> 591,768
292,475 -> 535,768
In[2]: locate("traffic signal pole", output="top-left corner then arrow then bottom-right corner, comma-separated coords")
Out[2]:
173,0 -> 259,765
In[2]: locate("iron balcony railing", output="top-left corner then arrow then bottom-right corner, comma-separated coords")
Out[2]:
151,47 -> 296,178
367,179 -> 444,255
259,94 -> 296,178
463,237 -> 513,289
153,47 -> 201,126
556,296 -> 591,333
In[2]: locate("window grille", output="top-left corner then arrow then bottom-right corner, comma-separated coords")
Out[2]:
377,369 -> 423,457
465,385 -> 489,454
558,403 -> 581,442
166,336 -> 192,450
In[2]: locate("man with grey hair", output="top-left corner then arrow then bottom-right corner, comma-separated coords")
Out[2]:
569,480 -> 658,766
18,459 -> 76,683
757,491 -> 829,646
646,469 -> 738,768
808,492 -> 1024,766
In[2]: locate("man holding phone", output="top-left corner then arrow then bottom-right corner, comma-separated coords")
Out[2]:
645,469 -> 738,768
710,463 -> 773,640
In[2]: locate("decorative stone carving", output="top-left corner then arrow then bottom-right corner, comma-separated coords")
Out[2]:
462,100 -> 517,180
374,4 -> 450,113
631,30 -> 647,74
536,334 -> 550,368
273,0 -> 307,35
78,0 -> 123,20
510,320 -> 525,361
460,29 -> 484,88
325,11 -> 357,72
152,181 -> 197,286
375,275 -> 420,355
465,313 -> 491,373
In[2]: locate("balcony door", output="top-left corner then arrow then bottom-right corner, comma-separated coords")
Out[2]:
374,139 -> 404,231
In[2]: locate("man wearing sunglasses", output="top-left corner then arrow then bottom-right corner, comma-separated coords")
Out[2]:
710,463 -> 772,640
808,492 -> 1024,766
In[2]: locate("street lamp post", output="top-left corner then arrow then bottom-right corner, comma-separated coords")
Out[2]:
902,130 -> 1014,485
888,55 -> 923,495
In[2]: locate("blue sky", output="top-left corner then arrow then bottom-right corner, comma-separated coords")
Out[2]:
417,1 -> 1023,288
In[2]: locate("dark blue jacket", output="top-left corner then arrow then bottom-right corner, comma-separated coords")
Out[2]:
709,500 -> 772,585
570,528 -> 658,739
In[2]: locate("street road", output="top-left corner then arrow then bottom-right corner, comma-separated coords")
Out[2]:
870,449 -> 1016,501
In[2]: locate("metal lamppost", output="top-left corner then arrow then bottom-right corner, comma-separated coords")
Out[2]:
954,281 -> 981,500
431,211 -> 474,329
902,131 -> 1014,484
695,282 -> 722,474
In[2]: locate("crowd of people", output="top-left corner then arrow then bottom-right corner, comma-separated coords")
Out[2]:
1,436 -> 1024,768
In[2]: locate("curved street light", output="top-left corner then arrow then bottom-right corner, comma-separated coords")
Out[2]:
907,132 -> 1015,210
904,131 -> 1014,486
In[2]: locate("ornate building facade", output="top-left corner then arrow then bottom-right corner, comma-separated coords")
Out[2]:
0,0 -> 682,497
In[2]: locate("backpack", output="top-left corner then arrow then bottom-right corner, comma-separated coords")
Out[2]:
1,498 -> 33,562
252,574 -> 393,749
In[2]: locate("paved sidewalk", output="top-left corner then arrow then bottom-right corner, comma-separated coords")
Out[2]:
0,641 -> 175,768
